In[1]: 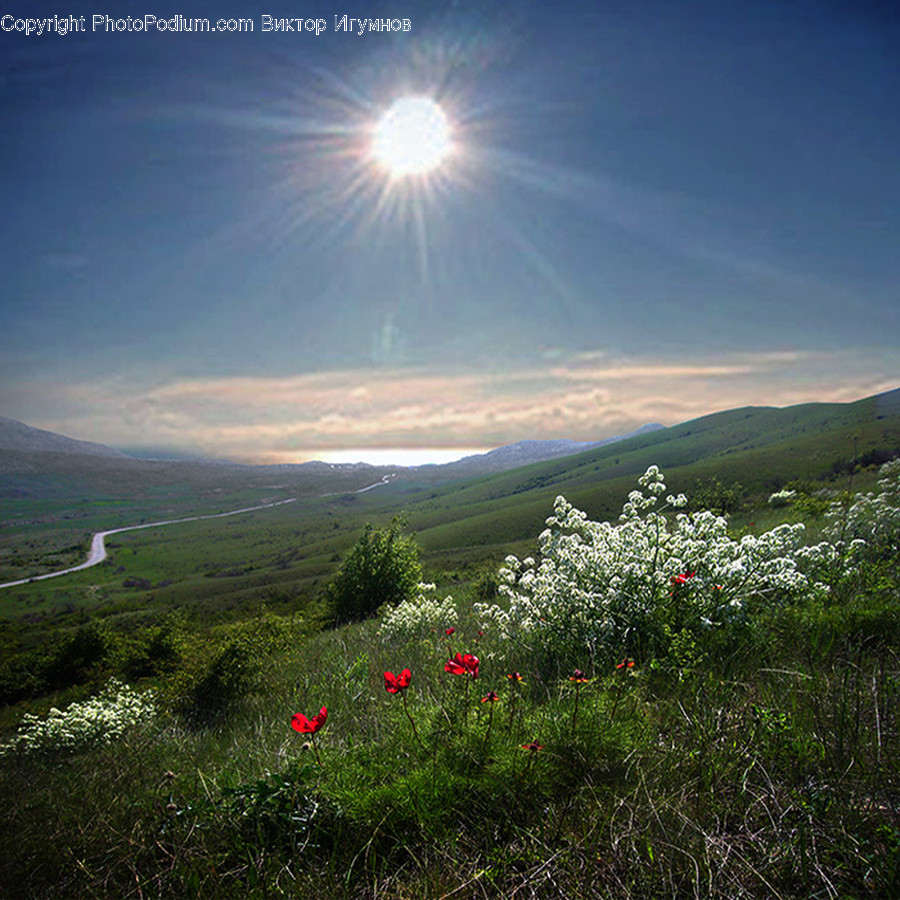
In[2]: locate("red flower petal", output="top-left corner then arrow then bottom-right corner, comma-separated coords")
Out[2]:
291,713 -> 315,734
446,652 -> 479,677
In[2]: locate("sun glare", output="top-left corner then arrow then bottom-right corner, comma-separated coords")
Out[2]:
372,96 -> 453,176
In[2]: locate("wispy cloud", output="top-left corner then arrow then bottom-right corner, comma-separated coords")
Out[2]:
11,348 -> 898,463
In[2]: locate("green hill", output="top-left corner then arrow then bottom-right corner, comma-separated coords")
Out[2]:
360,387 -> 900,556
1,388 -> 897,621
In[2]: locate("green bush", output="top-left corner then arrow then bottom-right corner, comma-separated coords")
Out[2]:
118,621 -> 182,680
43,622 -> 113,691
689,476 -> 746,514
169,638 -> 256,725
324,519 -> 422,624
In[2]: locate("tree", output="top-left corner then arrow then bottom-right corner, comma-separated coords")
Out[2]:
325,519 -> 422,624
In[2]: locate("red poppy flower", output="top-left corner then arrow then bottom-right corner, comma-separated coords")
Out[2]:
569,669 -> 591,683
481,691 -> 499,703
444,651 -> 479,679
506,672 -> 524,682
291,705 -> 328,734
384,668 -> 412,694
521,741 -> 544,753
670,571 -> 696,587
616,658 -> 635,670
445,627 -> 455,636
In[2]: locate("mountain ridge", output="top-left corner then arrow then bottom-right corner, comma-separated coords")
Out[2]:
0,416 -> 664,478
0,416 -> 129,459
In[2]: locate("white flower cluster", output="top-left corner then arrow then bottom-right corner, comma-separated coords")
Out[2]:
0,679 -> 156,756
768,489 -> 797,507
826,458 -> 900,557
379,586 -> 459,643
475,466 -> 836,655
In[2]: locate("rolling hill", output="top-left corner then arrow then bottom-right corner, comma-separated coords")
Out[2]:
357,386 -> 900,555
0,388 -> 897,611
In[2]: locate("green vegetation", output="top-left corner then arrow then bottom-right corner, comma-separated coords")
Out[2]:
0,455 -> 898,898
1,391 -> 899,897
324,519 -> 422,624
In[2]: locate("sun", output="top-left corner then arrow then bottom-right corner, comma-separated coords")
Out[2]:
372,96 -> 453,176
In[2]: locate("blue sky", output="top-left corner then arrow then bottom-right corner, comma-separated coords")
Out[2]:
1,0 -> 898,463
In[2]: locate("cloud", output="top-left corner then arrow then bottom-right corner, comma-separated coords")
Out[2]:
10,348 -> 899,463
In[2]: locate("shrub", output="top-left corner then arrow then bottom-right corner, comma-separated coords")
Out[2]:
43,622 -> 113,691
325,519 -> 422,624
0,678 -> 155,756
475,466 -> 838,663
166,614 -> 293,725
118,621 -> 182,679
471,566 -> 501,601
826,458 -> 900,561
689,476 -> 745,514
379,585 -> 458,642
170,638 -> 256,726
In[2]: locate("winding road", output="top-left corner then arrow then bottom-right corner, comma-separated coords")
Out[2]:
0,498 -> 297,591
0,472 -> 400,592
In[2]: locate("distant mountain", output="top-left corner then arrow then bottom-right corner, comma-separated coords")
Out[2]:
1,389 -> 897,521
0,414 -> 669,499
0,416 -> 130,459
431,425 -> 665,478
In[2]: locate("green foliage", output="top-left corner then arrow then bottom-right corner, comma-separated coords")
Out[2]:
117,619 -> 183,679
165,614 -> 293,726
790,492 -> 831,520
689,476 -> 745,513
173,640 -> 255,726
219,762 -> 320,857
43,622 -> 113,691
324,519 -> 422,624
3,446 -> 900,898
471,565 -> 501,601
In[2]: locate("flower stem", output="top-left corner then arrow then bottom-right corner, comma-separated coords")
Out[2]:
402,690 -> 426,752
483,703 -> 494,750
611,681 -> 624,723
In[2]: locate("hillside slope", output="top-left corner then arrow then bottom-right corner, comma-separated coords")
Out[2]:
365,388 -> 900,555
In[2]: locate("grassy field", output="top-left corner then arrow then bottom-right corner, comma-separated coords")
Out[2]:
0,391 -> 898,897
1,392 -> 896,660
0,448 -> 898,898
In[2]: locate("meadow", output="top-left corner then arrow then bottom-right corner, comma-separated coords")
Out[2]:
0,449 -> 898,899
1,393 -> 899,897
